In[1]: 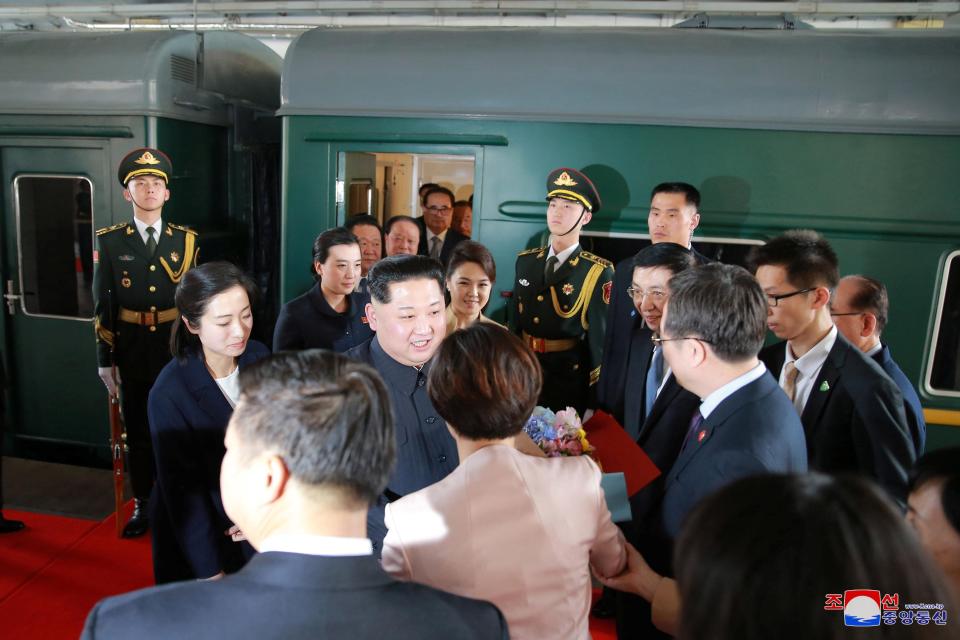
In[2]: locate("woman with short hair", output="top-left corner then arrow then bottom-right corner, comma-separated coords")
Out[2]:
272,227 -> 373,352
382,323 -> 625,640
148,261 -> 269,583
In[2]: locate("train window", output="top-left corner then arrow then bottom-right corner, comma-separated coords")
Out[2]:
337,151 -> 474,225
581,232 -> 763,270
13,175 -> 94,320
926,251 -> 960,396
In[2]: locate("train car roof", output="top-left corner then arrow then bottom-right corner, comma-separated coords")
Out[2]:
0,31 -> 281,125
281,28 -> 960,135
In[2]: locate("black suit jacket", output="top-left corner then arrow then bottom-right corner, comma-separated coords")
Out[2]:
760,333 -> 916,505
272,283 -> 373,352
147,341 -> 269,582
415,218 -> 468,267
82,552 -> 508,640
596,244 -> 709,418
873,344 -> 927,455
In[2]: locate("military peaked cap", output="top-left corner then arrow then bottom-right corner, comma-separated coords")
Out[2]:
545,167 -> 601,212
117,148 -> 172,187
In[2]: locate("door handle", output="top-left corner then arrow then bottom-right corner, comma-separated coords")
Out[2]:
4,280 -> 21,315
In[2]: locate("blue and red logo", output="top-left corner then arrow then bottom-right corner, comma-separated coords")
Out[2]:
844,590 -> 882,627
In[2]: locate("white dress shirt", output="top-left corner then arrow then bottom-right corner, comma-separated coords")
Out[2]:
425,227 -> 448,253
699,362 -> 768,419
779,326 -> 838,413
133,216 -> 162,245
546,242 -> 580,269
865,342 -> 882,358
258,533 -> 373,557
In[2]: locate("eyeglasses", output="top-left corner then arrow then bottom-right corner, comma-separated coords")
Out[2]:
626,287 -> 666,301
830,311 -> 863,317
651,336 -> 714,346
766,287 -> 816,307
424,206 -> 452,213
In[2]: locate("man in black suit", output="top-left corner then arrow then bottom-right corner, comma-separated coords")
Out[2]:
597,182 -> 708,420
616,263 -> 808,638
831,275 -> 926,455
415,186 -> 468,267
82,350 -> 507,640
752,230 -> 916,505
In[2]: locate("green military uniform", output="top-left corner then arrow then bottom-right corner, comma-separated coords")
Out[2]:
513,168 -> 614,413
93,148 -> 199,522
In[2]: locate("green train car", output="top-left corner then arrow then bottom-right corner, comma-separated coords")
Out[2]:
279,28 -> 960,450
0,31 -> 281,464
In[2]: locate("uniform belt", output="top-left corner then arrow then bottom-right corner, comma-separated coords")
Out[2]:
118,307 -> 178,326
522,332 -> 578,354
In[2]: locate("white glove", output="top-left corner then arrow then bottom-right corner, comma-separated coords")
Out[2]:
98,366 -> 120,397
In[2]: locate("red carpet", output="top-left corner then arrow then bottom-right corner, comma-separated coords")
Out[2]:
0,505 -> 617,639
0,502 -> 153,638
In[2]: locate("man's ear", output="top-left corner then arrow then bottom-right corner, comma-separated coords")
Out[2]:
811,286 -> 832,310
365,302 -> 377,331
262,453 -> 290,504
689,211 -> 701,232
861,312 -> 878,338
581,209 -> 593,227
122,189 -> 132,203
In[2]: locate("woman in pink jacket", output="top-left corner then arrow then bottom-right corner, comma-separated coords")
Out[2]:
382,323 -> 626,639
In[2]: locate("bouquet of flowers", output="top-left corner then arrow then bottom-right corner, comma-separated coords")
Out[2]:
523,406 -> 594,458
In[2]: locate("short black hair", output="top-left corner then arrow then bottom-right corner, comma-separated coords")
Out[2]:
651,182 -> 701,210
664,263 -> 767,363
749,229 -> 840,290
909,447 -> 960,537
344,214 -> 381,234
632,242 -> 698,275
384,215 -> 420,236
418,182 -> 439,197
429,324 -> 541,440
367,254 -> 444,304
232,350 -> 395,507
844,275 -> 889,334
675,473 -> 954,640
421,186 -> 455,208
310,226 -> 358,279
170,261 -> 258,361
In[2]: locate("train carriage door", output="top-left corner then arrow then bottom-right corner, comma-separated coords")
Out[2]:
0,144 -> 109,460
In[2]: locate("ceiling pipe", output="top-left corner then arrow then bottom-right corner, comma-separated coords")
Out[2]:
0,1 -> 956,19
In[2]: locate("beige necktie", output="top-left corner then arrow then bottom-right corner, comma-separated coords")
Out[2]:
783,361 -> 800,406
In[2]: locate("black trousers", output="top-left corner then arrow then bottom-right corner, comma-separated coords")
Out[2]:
118,373 -> 156,501
535,347 -> 590,415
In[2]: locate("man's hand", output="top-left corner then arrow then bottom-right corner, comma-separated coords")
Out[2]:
98,366 -> 120,397
597,542 -> 663,602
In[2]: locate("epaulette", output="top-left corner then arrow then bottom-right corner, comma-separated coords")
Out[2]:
517,246 -> 546,257
96,222 -> 128,236
580,250 -> 613,268
167,223 -> 198,235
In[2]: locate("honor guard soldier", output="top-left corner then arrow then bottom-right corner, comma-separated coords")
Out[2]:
512,168 -> 614,414
94,148 -> 199,537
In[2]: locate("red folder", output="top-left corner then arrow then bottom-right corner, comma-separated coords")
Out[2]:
584,410 -> 661,497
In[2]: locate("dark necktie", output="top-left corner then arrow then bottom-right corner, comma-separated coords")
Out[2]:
544,255 -> 559,278
145,226 -> 157,256
681,408 -> 705,452
429,236 -> 442,259
644,347 -> 664,418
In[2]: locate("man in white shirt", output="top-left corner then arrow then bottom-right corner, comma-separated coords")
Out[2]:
753,230 -> 915,505
82,350 -> 507,640
415,186 -> 467,267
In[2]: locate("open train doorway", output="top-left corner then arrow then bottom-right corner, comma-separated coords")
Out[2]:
337,151 -> 475,236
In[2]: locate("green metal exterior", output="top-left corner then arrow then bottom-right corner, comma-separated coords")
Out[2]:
281,114 -> 960,447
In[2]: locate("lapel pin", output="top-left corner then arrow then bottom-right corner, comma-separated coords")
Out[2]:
697,429 -> 707,443
819,381 -> 830,392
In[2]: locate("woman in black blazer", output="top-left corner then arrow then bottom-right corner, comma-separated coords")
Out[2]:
147,262 -> 269,584
273,226 -> 374,352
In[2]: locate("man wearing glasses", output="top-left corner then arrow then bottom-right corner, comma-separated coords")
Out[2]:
752,230 -> 915,506
831,275 -> 926,454
416,186 -> 467,267
654,262 -> 807,570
